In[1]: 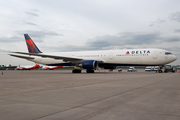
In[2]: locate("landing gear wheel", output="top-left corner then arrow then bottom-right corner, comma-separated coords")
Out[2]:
72,69 -> 81,73
86,69 -> 94,73
158,70 -> 162,73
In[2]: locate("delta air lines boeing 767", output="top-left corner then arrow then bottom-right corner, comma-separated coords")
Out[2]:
9,34 -> 177,73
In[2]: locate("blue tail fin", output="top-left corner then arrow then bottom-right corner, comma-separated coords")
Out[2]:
24,34 -> 42,53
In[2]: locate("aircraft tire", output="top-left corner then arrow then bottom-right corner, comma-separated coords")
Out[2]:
72,69 -> 81,73
158,70 -> 162,73
86,69 -> 94,73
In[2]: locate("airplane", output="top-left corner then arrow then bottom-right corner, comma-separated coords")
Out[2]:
9,34 -> 177,73
15,63 -> 40,70
40,65 -> 63,70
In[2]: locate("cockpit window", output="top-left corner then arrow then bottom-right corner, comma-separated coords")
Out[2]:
165,52 -> 172,55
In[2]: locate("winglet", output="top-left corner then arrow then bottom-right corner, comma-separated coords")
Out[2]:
24,34 -> 42,53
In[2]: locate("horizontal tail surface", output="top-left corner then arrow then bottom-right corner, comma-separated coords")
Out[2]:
24,34 -> 42,53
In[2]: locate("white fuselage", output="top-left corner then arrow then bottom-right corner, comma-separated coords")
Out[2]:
27,48 -> 177,66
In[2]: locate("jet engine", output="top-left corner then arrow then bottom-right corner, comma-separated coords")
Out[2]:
82,60 -> 98,69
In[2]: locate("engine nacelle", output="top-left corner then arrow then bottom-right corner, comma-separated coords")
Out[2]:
82,60 -> 98,69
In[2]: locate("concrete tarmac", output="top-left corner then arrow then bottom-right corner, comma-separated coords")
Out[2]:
0,70 -> 180,120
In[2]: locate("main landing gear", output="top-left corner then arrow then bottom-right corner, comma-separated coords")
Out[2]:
72,69 -> 81,73
86,69 -> 94,73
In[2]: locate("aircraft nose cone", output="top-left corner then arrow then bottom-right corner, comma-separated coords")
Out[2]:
172,55 -> 177,61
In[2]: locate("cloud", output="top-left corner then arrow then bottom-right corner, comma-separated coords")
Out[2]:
0,35 -> 22,43
24,22 -> 37,26
167,46 -> 180,52
17,30 -> 63,40
51,32 -> 180,51
123,33 -> 159,45
32,9 -> 39,12
168,12 -> 180,22
149,19 -> 166,27
86,32 -> 161,50
0,30 -> 63,43
25,12 -> 39,17
0,48 -> 4,52
149,11 -> 180,27
174,29 -> 180,33
163,37 -> 180,42
46,32 -> 180,52
40,44 -> 89,52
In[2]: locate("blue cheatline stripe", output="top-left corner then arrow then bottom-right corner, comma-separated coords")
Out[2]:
46,63 -> 75,66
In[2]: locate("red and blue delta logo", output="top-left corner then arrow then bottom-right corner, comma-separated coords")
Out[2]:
126,51 -> 130,54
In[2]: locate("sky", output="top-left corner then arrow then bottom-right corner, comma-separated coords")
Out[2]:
0,0 -> 180,66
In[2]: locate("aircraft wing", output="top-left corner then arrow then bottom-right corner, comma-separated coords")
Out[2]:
9,54 -> 35,59
10,52 -> 104,63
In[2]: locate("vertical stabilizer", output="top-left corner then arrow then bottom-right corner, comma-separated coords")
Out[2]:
24,34 -> 42,53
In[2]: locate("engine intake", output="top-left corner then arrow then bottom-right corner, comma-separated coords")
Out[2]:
82,60 -> 98,69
